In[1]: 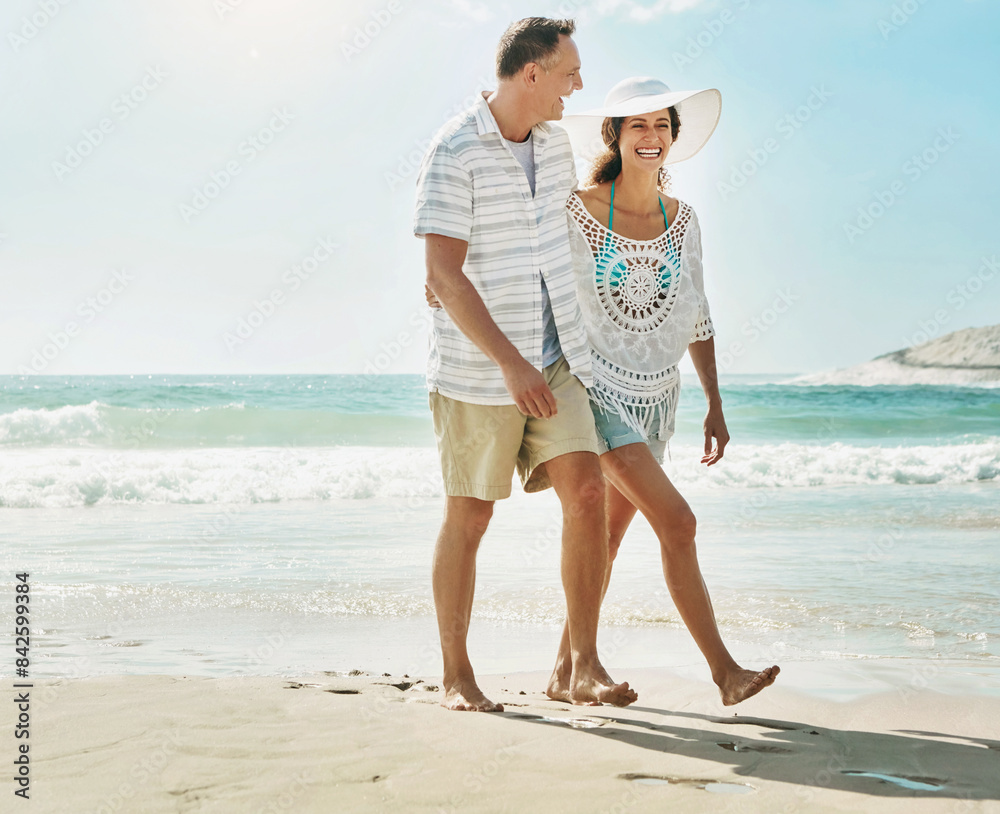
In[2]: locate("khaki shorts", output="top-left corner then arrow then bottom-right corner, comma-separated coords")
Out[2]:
429,356 -> 601,500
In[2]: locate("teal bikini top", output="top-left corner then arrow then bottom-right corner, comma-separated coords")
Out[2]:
598,180 -> 677,291
607,179 -> 670,235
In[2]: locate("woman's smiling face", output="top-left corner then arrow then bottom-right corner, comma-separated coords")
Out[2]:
618,108 -> 675,172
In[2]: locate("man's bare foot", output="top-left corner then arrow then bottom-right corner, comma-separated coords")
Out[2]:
718,665 -> 780,706
569,663 -> 638,707
441,678 -> 504,712
546,661 -> 573,703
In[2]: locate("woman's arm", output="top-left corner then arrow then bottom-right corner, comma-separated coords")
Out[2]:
688,337 -> 729,466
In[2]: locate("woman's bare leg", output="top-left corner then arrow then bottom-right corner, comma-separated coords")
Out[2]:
601,443 -> 778,705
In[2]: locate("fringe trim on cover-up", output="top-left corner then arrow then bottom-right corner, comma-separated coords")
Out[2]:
589,352 -> 680,444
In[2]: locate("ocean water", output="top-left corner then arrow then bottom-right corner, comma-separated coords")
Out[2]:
1,374 -> 998,696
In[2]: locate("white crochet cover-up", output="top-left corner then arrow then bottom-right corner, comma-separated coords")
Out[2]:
567,192 -> 715,442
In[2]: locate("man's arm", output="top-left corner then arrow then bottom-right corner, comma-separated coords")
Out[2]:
425,233 -> 557,418
688,337 -> 729,466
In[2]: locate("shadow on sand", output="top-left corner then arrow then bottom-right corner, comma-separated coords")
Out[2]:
499,705 -> 1000,800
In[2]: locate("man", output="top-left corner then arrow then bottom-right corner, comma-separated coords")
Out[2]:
414,17 -> 636,712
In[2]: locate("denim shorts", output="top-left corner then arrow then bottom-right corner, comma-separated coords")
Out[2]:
589,399 -> 669,464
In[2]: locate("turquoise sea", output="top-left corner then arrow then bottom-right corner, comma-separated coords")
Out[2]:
1,374 -> 998,697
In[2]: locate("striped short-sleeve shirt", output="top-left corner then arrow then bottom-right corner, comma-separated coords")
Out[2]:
413,93 -> 593,405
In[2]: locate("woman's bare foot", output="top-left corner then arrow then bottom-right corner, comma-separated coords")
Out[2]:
718,665 -> 780,706
442,677 -> 503,712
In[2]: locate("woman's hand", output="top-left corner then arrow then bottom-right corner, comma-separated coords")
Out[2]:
701,403 -> 729,466
688,338 -> 727,465
425,285 -> 442,309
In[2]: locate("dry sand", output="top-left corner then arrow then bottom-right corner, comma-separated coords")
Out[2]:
6,668 -> 1000,813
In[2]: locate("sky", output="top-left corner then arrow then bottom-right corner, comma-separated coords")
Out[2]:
2,0 -> 998,376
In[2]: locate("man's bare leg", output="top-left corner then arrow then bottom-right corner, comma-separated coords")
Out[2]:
433,496 -> 503,712
547,483 -> 637,701
544,452 -> 637,707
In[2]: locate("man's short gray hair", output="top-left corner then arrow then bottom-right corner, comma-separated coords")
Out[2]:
496,17 -> 576,80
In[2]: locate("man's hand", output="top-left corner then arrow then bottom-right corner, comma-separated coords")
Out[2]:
424,234 -> 553,417
501,357 -> 557,419
701,404 -> 729,466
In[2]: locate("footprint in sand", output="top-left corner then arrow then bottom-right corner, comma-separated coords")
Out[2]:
379,679 -> 425,691
619,774 -> 755,795
841,771 -> 945,792
554,717 -> 607,729
710,717 -> 800,731
517,714 -> 607,729
717,741 -> 793,754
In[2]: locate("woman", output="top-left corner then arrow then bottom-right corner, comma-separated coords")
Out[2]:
550,77 -> 779,705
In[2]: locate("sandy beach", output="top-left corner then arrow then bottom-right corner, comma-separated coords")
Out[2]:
8,666 -> 1000,813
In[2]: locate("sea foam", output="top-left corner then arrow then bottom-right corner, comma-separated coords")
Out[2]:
1,441 -> 996,508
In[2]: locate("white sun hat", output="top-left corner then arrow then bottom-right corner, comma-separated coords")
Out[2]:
560,76 -> 722,164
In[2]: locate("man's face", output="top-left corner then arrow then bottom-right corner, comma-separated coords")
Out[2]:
534,34 -> 583,121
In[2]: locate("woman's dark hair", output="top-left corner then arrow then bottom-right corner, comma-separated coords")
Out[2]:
496,17 -> 575,80
585,108 -> 682,192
